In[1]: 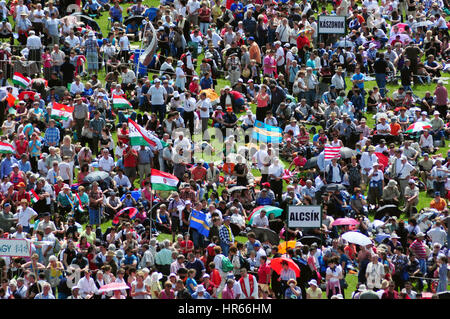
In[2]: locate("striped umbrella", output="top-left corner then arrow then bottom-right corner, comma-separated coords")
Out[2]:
405,122 -> 432,133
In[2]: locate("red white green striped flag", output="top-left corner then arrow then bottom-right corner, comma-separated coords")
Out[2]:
151,169 -> 179,191
12,72 -> 31,89
51,103 -> 74,120
0,141 -> 14,154
128,118 -> 157,147
113,94 -> 132,109
29,189 -> 39,204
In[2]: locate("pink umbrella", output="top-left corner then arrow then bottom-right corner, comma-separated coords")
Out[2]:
332,218 -> 360,227
390,23 -> 408,36
97,282 -> 130,293
388,33 -> 412,45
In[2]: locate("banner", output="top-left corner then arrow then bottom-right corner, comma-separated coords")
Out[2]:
318,15 -> 347,34
288,206 -> 322,228
0,239 -> 31,257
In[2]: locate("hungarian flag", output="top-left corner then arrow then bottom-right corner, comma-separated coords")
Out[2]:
324,145 -> 341,160
128,118 -> 157,147
12,72 -> 31,89
151,169 -> 179,191
29,189 -> 39,204
51,103 -> 74,120
0,142 -> 14,154
113,94 -> 132,109
18,91 -> 38,101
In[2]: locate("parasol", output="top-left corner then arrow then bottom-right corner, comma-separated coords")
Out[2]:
112,207 -> 139,225
342,231 -> 372,246
270,257 -> 300,277
252,227 -> 280,245
97,282 -> 130,293
200,89 -> 219,101
278,240 -> 297,254
405,121 -> 432,133
332,217 -> 360,227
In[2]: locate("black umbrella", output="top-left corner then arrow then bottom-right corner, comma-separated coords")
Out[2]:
374,204 -> 402,220
269,220 -> 284,235
302,156 -> 318,170
84,171 -> 110,183
124,15 -> 146,26
71,13 -> 101,32
325,183 -> 347,192
299,236 -> 322,246
251,227 -> 280,245
340,147 -> 357,159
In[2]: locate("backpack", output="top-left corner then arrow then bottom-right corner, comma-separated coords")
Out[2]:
238,255 -> 250,271
221,256 -> 234,272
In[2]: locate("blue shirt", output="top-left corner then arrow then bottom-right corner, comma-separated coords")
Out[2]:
200,77 -> 213,90
123,254 -> 138,265
19,160 -> 31,173
352,73 -> 365,90
29,139 -> 42,157
0,157 -> 18,178
44,127 -> 60,146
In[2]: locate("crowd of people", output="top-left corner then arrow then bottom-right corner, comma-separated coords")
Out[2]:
0,0 -> 447,301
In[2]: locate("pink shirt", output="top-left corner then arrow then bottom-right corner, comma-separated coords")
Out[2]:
222,286 -> 235,299
42,53 -> 52,68
263,55 -> 276,75
435,86 -> 448,106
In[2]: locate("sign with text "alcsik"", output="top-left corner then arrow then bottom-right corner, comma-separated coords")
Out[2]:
288,206 -> 322,228
0,239 -> 31,257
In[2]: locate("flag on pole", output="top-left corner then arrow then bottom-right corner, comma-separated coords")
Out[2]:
150,169 -> 179,191
189,210 -> 210,237
128,118 -> 157,147
12,72 -> 31,89
51,103 -> 74,120
0,142 -> 15,154
324,145 -> 342,160
113,94 -> 133,109
252,120 -> 282,143
29,189 -> 39,204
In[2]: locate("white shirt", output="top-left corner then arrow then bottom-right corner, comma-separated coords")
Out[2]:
276,24 -> 290,43
327,163 -> 342,183
284,124 -> 300,136
113,174 -> 131,188
149,85 -> 167,105
16,207 -> 38,227
252,149 -> 268,170
427,226 -> 447,246
70,82 -> 85,95
187,0 -> 200,14
26,35 -> 42,49
78,276 -> 98,298
119,35 -> 130,50
242,114 -> 256,126
98,156 -> 115,172
251,214 -> 269,228
196,98 -> 211,118
58,161 -> 73,181
183,96 -> 197,112
326,265 -> 342,283
376,123 -> 390,135
276,46 -> 285,66
65,36 -> 80,48
360,152 -> 378,174
121,70 -> 136,84
419,134 -> 433,148
398,162 -> 415,179
173,137 -> 191,152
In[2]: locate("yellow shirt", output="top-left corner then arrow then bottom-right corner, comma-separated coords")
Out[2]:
306,287 -> 322,299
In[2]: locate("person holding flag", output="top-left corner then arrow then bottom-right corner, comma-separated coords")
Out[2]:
56,185 -> 75,217
189,202 -> 210,248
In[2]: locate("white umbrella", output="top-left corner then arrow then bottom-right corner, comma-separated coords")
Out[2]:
335,40 -> 355,48
342,231 -> 372,246
371,220 -> 385,229
413,21 -> 433,28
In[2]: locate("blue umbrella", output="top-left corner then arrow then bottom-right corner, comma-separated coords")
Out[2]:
375,234 -> 390,243
120,190 -> 141,202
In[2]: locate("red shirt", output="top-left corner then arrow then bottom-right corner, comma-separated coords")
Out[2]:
123,147 -> 138,167
297,35 -> 311,50
13,190 -> 30,203
180,240 -> 194,255
257,263 -> 271,284
118,128 -> 129,145
15,139 -> 28,157
189,81 -> 200,95
210,269 -> 221,287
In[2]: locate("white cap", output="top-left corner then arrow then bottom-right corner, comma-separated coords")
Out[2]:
154,78 -> 161,83
173,91 -> 180,98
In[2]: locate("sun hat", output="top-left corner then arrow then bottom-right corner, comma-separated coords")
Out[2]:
196,285 -> 206,293
381,280 -> 390,289
358,284 -> 367,292
390,233 -> 400,239
308,279 -> 318,287
408,179 -> 415,184
416,232 -> 425,237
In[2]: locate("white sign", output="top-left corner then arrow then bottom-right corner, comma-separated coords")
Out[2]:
0,239 -> 31,257
318,15 -> 347,34
288,206 -> 322,228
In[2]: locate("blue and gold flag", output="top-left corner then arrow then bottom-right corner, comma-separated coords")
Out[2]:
189,210 -> 210,237
252,120 -> 283,143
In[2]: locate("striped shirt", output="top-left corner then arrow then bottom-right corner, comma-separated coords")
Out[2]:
219,224 -> 234,245
409,240 -> 427,259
